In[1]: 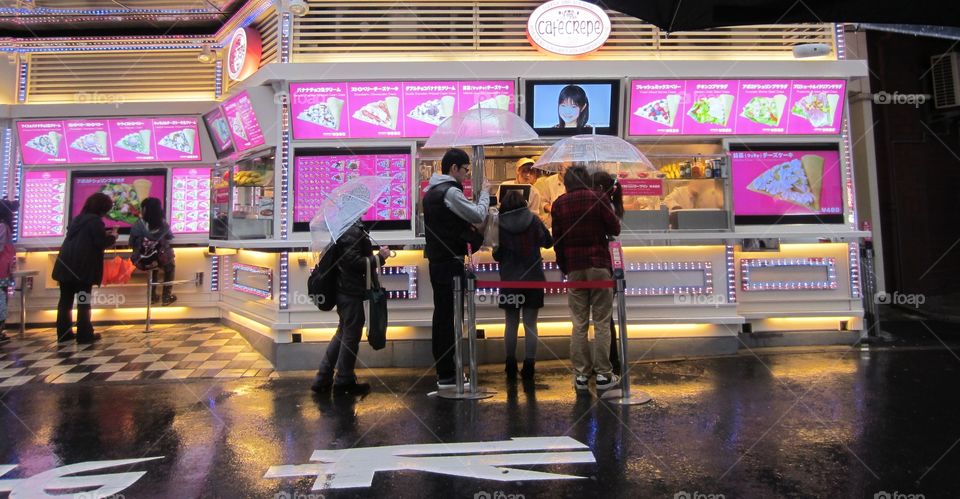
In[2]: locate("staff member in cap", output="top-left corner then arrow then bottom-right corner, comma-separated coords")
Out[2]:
499,157 -> 543,217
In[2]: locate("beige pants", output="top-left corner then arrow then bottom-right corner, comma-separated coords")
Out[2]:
567,267 -> 613,376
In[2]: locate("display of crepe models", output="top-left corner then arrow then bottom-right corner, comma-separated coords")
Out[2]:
408,96 -> 455,126
25,131 -> 63,157
635,95 -> 681,127
70,131 -> 108,156
298,97 -> 345,130
687,94 -> 735,126
115,130 -> 151,155
230,115 -> 248,141
747,154 -> 825,212
791,93 -> 840,128
158,128 -> 196,154
741,95 -> 787,127
469,94 -> 511,111
353,97 -> 400,130
99,179 -> 152,225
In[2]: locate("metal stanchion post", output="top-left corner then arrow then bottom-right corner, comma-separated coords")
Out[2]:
144,275 -> 154,333
602,270 -> 652,405
435,273 -> 492,400
466,273 -> 493,396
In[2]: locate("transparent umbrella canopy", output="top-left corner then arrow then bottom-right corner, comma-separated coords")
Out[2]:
309,176 -> 391,248
424,108 -> 538,148
533,134 -> 656,176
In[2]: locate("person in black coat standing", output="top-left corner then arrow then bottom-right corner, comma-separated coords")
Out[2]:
493,190 -> 553,380
52,193 -> 118,343
312,221 -> 390,396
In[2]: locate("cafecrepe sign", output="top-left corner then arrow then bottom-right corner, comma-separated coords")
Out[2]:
527,0 -> 612,56
226,26 -> 262,82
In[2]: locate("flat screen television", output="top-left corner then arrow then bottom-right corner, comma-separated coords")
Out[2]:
730,144 -> 844,225
524,79 -> 620,136
69,169 -> 167,233
203,108 -> 235,159
292,147 -> 413,233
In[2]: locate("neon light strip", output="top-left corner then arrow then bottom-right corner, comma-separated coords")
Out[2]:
0,129 -> 11,198
848,242 -> 862,298
278,91 -> 290,239
834,23 -> 846,60
624,261 -> 714,296
17,59 -> 27,103
232,262 -> 273,299
210,254 -> 220,292
280,12 -> 292,63
214,59 -> 223,98
12,155 -> 21,243
842,117 -> 858,228
279,252 -> 289,309
726,244 -> 737,303
380,265 -> 418,300
740,257 -> 839,291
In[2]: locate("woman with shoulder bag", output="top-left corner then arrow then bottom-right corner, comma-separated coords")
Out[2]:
52,193 -> 118,344
130,197 -> 177,306
493,190 -> 553,380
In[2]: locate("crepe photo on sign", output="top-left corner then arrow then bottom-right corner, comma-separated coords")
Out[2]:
747,154 -> 825,212
792,92 -> 840,127
353,97 -> 400,130
26,131 -> 63,157
70,131 -> 108,156
212,118 -> 231,143
158,128 -> 196,154
687,95 -> 735,126
408,96 -> 455,126
115,130 -> 151,155
298,97 -> 345,130
741,95 -> 787,127
230,115 -> 248,141
635,95 -> 681,127
469,95 -> 511,111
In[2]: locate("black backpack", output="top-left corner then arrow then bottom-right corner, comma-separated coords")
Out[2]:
133,233 -> 168,271
307,243 -> 339,311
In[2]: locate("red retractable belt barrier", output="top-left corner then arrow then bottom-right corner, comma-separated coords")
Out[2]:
473,280 -> 615,290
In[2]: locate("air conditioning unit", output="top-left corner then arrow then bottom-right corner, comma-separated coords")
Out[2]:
931,53 -> 960,109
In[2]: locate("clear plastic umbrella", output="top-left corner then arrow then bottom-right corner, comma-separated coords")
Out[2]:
309,176 -> 391,248
533,134 -> 656,175
424,108 -> 538,148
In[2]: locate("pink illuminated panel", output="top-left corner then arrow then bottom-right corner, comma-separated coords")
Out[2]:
171,167 -> 212,234
221,91 -> 265,153
20,170 -> 68,238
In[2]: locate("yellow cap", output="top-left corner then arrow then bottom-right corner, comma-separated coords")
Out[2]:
516,157 -> 536,169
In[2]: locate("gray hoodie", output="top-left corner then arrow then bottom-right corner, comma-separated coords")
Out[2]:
424,173 -> 489,225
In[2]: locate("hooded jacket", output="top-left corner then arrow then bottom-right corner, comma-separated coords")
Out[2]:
52,213 -> 117,285
335,222 -> 385,298
129,219 -> 175,265
493,207 -> 553,283
422,173 -> 490,260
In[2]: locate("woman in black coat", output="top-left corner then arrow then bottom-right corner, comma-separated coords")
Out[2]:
52,193 -> 118,343
493,190 -> 553,380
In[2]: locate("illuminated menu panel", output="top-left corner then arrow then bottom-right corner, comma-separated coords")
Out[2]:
20,170 -> 67,238
628,79 -> 846,136
222,91 -> 266,153
290,80 -> 516,140
294,153 -> 410,223
17,117 -> 202,165
171,167 -> 212,234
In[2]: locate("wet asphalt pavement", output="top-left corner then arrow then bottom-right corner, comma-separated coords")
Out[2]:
2,315 -> 960,498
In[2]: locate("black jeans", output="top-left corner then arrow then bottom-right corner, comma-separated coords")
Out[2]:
429,258 -> 465,381
56,280 -> 94,339
317,294 -> 365,385
151,263 -> 176,299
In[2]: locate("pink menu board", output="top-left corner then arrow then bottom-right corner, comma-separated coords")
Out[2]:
620,178 -> 663,197
222,91 -> 265,153
70,171 -> 167,229
628,79 -> 846,136
290,80 -> 516,140
294,153 -> 410,223
171,167 -> 212,234
17,117 -> 202,165
20,170 -> 67,238
731,149 -> 842,217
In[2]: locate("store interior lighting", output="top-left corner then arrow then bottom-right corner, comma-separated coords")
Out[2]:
792,43 -> 832,58
281,0 -> 310,17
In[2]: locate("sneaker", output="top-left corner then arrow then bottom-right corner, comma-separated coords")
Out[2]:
162,295 -> 178,306
57,331 -> 77,343
333,382 -> 371,396
437,377 -> 471,390
596,373 -> 620,390
574,374 -> 590,391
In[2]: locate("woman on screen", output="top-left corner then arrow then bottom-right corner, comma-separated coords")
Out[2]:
555,85 -> 589,129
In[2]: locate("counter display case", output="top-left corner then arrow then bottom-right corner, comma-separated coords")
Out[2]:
210,153 -> 275,240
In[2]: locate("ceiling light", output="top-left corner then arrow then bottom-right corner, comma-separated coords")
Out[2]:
792,43 -> 832,59
286,0 -> 309,17
197,44 -> 216,64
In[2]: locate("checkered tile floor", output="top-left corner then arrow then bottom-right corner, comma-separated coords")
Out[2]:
0,322 -> 275,388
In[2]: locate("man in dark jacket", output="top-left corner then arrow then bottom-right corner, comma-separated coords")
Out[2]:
422,148 -> 489,389
52,193 -> 117,343
312,221 -> 390,395
551,166 -> 621,392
